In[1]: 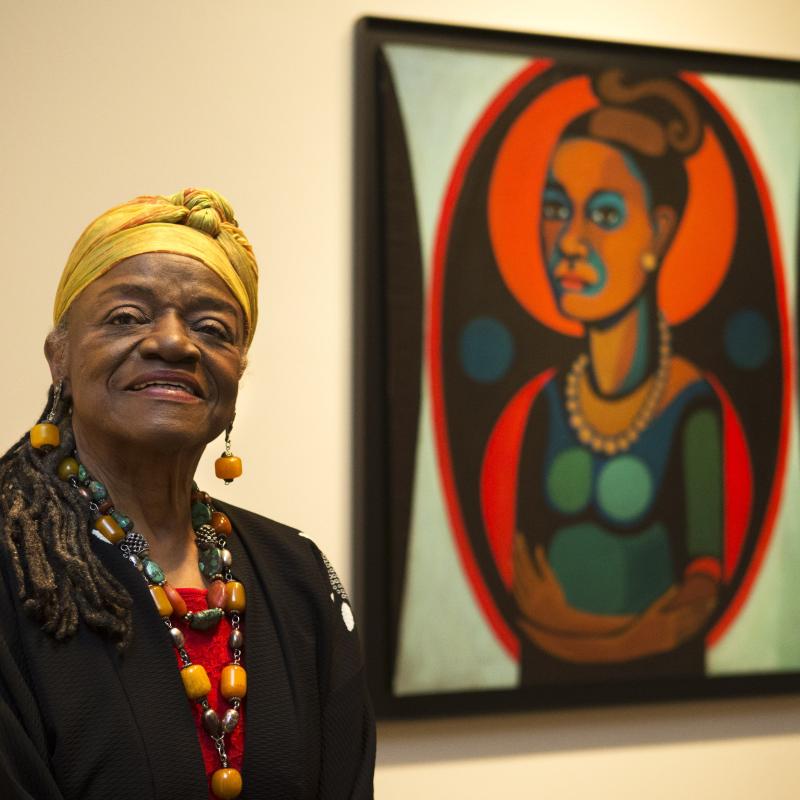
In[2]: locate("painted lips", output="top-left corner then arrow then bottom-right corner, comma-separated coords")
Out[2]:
553,262 -> 597,292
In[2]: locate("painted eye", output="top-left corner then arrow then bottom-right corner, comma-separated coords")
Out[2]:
586,192 -> 626,230
542,201 -> 570,221
589,206 -> 622,228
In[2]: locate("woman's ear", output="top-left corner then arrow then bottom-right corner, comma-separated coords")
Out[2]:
652,205 -> 678,258
44,328 -> 69,391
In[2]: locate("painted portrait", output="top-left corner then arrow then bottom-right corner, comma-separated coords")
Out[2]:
355,19 -> 800,715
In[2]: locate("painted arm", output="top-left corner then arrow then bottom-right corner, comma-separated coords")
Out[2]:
512,535 -> 634,636
517,567 -> 718,663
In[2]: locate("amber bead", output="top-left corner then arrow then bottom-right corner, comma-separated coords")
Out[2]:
180,663 -> 211,700
211,511 -> 232,536
57,457 -> 79,481
97,499 -> 114,514
211,767 -> 242,799
207,579 -> 226,610
30,422 -> 60,450
214,455 -> 242,481
148,585 -> 173,618
220,663 -> 247,700
95,515 -> 125,545
162,583 -> 187,617
224,581 -> 246,613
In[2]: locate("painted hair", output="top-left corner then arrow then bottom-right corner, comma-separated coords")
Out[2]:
561,69 -> 704,219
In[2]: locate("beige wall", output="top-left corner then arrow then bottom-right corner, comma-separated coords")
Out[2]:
1,1 -> 799,797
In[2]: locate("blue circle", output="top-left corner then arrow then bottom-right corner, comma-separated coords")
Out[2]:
724,309 -> 772,370
459,317 -> 514,383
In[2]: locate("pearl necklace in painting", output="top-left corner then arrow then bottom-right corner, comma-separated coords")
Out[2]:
564,313 -> 672,457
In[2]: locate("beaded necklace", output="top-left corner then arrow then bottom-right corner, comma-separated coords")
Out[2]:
564,312 -> 672,457
56,455 -> 246,800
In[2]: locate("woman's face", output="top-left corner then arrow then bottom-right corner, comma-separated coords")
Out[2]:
48,252 -> 246,456
540,137 -> 668,323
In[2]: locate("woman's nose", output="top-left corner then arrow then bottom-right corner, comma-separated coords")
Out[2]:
138,313 -> 201,362
557,216 -> 590,260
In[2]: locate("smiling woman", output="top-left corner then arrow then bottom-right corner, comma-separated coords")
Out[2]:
0,189 -> 375,799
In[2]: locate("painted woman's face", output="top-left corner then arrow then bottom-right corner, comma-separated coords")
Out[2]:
540,137 -> 657,323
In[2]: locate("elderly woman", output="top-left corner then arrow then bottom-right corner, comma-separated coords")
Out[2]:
0,189 -> 375,799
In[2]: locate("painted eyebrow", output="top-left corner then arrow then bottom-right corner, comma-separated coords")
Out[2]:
586,189 -> 625,204
96,283 -> 240,317
543,180 -> 567,194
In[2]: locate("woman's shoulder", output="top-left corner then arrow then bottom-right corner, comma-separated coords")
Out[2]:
659,355 -> 717,411
212,500 -> 338,595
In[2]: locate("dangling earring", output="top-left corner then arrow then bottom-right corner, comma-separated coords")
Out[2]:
641,252 -> 658,272
30,380 -> 63,450
215,423 -> 243,485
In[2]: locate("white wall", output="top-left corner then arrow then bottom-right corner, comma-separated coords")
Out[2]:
1,1 -> 799,797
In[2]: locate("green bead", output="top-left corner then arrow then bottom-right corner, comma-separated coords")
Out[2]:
199,546 -> 222,577
187,608 -> 224,630
88,480 -> 108,502
111,510 -> 133,532
191,501 -> 212,528
142,558 -> 166,585
78,464 -> 89,483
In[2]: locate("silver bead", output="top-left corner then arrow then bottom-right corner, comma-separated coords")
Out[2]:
222,708 -> 240,733
169,627 -> 185,648
228,629 -> 243,649
220,548 -> 233,568
202,708 -> 222,736
128,554 -> 143,571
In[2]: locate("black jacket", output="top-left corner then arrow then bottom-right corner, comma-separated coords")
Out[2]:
0,501 -> 375,799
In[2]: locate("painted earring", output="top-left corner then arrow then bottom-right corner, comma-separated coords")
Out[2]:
215,424 -> 243,485
641,252 -> 658,272
30,380 -> 63,450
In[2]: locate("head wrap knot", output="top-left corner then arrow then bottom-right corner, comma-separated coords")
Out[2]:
53,188 -> 259,346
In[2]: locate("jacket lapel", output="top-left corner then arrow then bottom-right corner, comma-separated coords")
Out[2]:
91,536 -> 209,798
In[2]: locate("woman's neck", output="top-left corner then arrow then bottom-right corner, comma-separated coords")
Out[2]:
586,297 -> 658,397
72,422 -> 205,583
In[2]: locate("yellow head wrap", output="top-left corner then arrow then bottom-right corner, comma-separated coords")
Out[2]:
53,188 -> 259,346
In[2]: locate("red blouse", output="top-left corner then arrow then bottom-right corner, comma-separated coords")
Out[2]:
173,588 -> 245,798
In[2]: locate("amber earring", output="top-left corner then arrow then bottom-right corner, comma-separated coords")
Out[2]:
641,252 -> 657,272
30,380 -> 63,450
215,424 -> 243,485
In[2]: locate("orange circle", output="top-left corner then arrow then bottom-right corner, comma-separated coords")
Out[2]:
487,71 -> 738,334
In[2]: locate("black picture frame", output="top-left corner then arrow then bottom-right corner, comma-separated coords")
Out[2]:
354,16 -> 800,719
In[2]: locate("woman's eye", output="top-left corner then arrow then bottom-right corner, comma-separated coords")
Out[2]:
196,321 -> 231,341
589,206 -> 622,229
108,311 -> 144,325
542,201 -> 570,221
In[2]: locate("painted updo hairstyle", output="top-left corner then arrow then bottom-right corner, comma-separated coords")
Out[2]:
561,69 -> 705,226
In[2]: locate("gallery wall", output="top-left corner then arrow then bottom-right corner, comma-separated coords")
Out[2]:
1,1 -> 798,797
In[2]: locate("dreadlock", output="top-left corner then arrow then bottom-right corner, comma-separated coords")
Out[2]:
0,385 -> 133,648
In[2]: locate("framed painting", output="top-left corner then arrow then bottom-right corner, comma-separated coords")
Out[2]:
354,16 -> 800,718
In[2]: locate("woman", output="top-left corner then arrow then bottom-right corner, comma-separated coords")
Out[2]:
513,72 -> 724,679
0,189 -> 375,798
